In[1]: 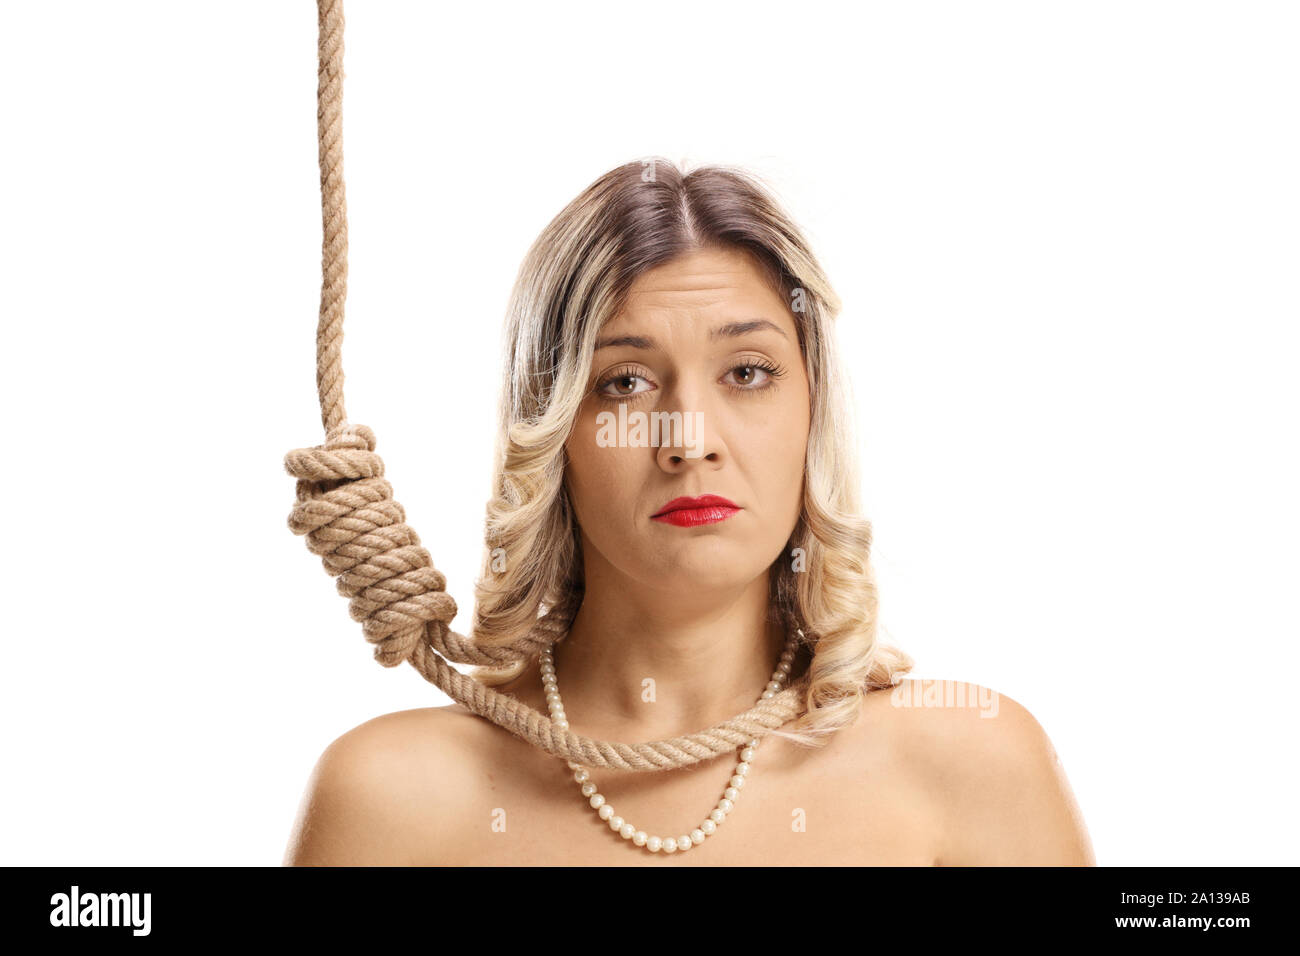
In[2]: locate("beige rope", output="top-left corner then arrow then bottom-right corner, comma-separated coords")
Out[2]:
283,0 -> 810,772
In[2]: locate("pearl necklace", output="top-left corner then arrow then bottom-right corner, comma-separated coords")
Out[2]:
539,632 -> 799,854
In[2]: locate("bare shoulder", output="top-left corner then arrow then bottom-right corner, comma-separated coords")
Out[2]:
872,678 -> 1096,866
282,705 -> 487,866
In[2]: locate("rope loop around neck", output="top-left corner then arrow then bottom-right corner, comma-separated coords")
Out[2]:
283,0 -> 810,772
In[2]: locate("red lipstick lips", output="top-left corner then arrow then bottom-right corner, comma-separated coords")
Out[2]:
651,494 -> 741,527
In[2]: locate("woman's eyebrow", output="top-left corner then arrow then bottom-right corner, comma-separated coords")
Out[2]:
594,319 -> 788,352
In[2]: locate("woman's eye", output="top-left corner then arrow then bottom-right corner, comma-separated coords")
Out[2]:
598,373 -> 652,398
725,364 -> 772,388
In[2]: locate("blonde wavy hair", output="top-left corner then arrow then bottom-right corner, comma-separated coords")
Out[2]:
465,157 -> 913,748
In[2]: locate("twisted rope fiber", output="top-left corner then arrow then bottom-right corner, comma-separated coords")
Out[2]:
283,0 -> 811,772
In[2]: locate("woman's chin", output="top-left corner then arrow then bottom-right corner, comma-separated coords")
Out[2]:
642,555 -> 769,590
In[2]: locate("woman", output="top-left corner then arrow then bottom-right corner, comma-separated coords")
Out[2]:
284,158 -> 1095,866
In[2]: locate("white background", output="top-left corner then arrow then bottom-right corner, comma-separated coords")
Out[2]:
1,0 -> 1295,866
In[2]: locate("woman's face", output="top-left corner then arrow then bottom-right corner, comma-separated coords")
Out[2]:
563,244 -> 811,601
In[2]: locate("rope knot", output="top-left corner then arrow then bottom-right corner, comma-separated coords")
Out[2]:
283,422 -> 457,668
324,421 -> 375,452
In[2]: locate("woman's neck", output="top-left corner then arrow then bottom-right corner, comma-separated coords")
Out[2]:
541,574 -> 796,744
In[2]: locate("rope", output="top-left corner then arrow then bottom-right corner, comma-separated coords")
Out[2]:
283,0 -> 810,772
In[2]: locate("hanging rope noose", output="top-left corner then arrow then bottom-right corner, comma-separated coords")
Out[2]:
282,0 -> 811,772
